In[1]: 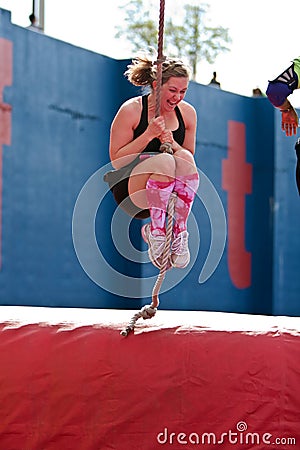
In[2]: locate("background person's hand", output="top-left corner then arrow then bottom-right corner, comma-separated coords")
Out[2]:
281,108 -> 299,136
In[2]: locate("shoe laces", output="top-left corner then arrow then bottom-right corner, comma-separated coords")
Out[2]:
171,231 -> 189,255
149,233 -> 166,259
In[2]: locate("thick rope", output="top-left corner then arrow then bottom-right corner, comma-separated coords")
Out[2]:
155,0 -> 173,155
120,0 -> 175,337
155,0 -> 166,119
151,0 -> 174,308
120,193 -> 176,337
151,192 -> 176,307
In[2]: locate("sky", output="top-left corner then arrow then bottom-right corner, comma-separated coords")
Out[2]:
1,0 -> 300,106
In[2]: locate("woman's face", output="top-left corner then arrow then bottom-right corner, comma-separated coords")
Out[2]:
160,76 -> 189,112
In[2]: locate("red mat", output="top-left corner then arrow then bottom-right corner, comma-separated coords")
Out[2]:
0,307 -> 299,449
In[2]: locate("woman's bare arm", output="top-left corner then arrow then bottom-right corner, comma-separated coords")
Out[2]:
109,98 -> 166,169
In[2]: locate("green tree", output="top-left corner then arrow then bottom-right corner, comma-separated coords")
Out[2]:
115,1 -> 231,80
115,0 -> 158,51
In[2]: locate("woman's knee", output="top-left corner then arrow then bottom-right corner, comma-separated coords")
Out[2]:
174,149 -> 197,174
151,153 -> 176,177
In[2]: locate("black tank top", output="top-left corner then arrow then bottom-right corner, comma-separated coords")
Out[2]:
133,94 -> 186,153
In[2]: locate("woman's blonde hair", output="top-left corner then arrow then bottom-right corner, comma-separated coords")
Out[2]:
124,52 -> 191,88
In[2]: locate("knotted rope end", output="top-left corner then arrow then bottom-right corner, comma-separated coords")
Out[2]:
120,304 -> 157,337
140,304 -> 157,320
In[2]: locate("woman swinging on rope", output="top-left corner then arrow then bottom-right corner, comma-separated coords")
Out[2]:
108,53 -> 199,269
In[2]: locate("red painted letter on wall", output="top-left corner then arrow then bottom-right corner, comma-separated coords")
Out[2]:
0,38 -> 13,269
222,121 -> 252,289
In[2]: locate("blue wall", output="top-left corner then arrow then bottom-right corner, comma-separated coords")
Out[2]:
272,117 -> 300,315
0,8 -> 299,315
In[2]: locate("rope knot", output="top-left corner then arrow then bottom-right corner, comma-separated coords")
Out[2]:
160,142 -> 173,154
140,305 -> 157,320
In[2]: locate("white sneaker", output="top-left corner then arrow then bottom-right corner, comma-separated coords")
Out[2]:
141,223 -> 166,269
170,230 -> 190,268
